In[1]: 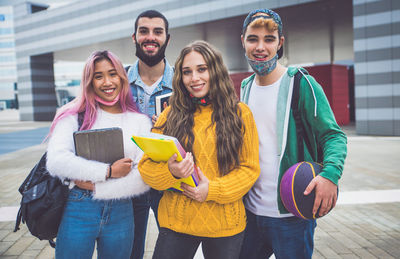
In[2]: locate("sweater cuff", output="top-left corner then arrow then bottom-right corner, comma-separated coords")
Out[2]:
319,165 -> 341,185
206,180 -> 220,202
101,163 -> 109,182
160,171 -> 181,190
148,163 -> 180,190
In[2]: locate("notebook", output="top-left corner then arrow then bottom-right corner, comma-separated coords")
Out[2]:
131,132 -> 199,192
73,127 -> 124,164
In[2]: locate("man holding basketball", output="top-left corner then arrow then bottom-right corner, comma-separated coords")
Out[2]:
239,9 -> 347,259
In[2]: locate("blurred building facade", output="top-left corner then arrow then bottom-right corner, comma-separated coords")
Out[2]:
352,0 -> 399,135
0,4 -> 17,110
5,0 -> 400,136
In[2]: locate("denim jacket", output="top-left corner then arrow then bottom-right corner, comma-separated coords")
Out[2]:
127,59 -> 173,118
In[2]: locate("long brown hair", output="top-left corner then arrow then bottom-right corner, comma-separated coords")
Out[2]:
158,40 -> 244,176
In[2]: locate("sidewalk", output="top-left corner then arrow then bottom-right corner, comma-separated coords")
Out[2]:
0,109 -> 399,258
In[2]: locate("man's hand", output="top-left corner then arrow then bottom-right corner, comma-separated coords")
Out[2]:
304,175 -> 338,217
167,152 -> 194,179
181,167 -> 209,202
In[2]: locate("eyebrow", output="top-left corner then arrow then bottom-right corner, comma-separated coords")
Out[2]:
94,69 -> 116,74
138,26 -> 164,31
182,64 -> 207,69
246,34 -> 258,38
246,34 -> 277,39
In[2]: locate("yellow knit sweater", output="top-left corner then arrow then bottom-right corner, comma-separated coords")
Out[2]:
138,103 -> 260,237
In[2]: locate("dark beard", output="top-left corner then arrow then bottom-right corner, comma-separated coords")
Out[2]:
135,35 -> 170,67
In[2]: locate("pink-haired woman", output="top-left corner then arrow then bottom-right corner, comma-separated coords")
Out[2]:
46,50 -> 151,258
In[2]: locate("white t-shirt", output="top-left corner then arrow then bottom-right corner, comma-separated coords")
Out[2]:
244,72 -> 292,218
143,76 -> 162,116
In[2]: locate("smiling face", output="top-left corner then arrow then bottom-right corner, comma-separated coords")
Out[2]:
92,59 -> 122,106
242,24 -> 283,62
181,51 -> 210,98
133,17 -> 168,57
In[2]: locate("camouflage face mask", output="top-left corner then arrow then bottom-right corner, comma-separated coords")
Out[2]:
245,53 -> 278,76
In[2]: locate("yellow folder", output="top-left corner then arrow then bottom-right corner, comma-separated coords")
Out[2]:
131,133 -> 199,192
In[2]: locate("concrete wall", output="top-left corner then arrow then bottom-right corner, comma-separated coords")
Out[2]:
279,0 -> 354,65
353,0 -> 400,136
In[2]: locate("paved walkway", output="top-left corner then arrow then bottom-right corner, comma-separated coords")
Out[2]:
0,109 -> 399,258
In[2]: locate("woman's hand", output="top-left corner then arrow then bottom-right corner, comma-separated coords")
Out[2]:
181,167 -> 209,202
167,152 -> 194,179
74,180 -> 95,191
110,158 -> 133,178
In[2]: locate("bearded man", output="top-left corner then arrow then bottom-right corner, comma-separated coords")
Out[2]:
127,9 -> 173,259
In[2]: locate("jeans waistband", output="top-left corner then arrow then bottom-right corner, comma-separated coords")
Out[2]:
72,186 -> 93,195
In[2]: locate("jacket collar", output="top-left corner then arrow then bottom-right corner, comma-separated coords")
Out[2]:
128,59 -> 173,91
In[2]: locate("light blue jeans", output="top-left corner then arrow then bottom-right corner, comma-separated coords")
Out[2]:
55,187 -> 134,259
239,209 -> 316,259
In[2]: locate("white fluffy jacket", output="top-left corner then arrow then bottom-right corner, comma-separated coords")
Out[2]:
46,109 -> 151,200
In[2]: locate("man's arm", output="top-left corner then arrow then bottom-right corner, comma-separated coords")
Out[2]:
300,74 -> 347,217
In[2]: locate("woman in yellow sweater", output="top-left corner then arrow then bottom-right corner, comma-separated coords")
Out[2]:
138,40 -> 260,259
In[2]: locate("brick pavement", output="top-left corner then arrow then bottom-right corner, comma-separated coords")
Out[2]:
0,110 -> 399,258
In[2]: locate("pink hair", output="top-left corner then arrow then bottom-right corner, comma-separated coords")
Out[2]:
48,50 -> 138,137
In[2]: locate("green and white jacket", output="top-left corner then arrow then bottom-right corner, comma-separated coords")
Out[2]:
241,67 -> 347,214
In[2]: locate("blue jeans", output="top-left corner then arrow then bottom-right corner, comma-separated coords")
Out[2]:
153,227 -> 244,259
239,209 -> 316,259
55,187 -> 134,259
130,189 -> 162,259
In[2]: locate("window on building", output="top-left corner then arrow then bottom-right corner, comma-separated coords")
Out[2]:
0,42 -> 15,48
0,69 -> 16,77
0,55 -> 16,62
31,5 -> 48,13
0,28 -> 13,34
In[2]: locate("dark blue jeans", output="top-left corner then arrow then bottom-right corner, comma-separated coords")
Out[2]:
130,188 -> 163,259
56,188 -> 134,259
239,209 -> 316,259
153,227 -> 244,259
149,188 -> 163,228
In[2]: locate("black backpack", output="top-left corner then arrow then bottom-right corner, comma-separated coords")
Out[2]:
14,113 -> 83,247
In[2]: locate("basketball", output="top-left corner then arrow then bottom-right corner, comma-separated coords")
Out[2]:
280,161 -> 324,219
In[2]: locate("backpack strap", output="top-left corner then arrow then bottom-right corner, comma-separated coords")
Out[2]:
14,152 -> 48,232
291,69 -> 313,162
49,240 -> 56,248
14,207 -> 22,232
